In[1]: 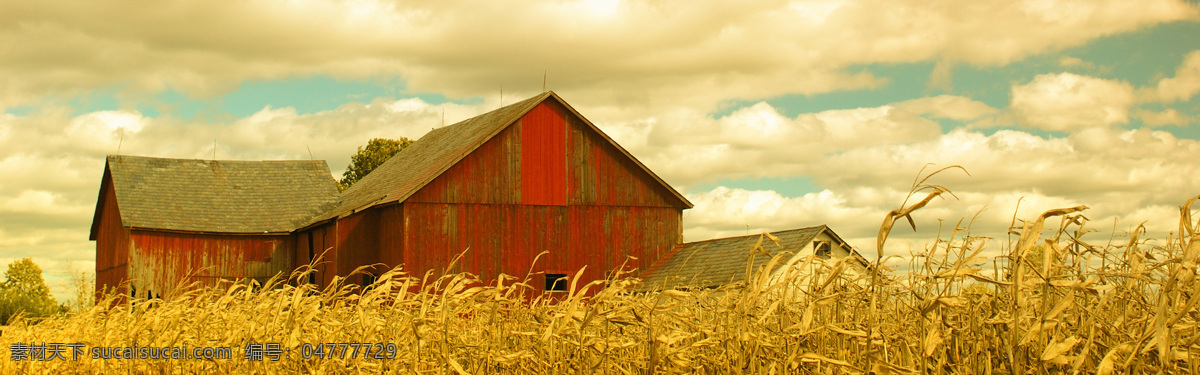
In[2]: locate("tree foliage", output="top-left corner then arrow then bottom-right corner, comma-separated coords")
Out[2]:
0,258 -> 61,324
339,137 -> 414,191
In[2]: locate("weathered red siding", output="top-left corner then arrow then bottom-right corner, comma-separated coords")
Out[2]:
95,176 -> 130,298
126,231 -> 294,297
335,209 -> 381,285
299,223 -> 338,286
318,225 -> 337,286
521,101 -> 567,206
377,204 -> 405,273
408,125 -> 521,204
567,107 -> 678,207
397,203 -> 680,288
293,228 -> 312,282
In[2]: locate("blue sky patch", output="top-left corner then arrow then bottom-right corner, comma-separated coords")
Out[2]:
216,76 -> 401,117
696,176 -> 821,198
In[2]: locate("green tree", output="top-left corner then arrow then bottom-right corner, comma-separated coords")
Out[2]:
0,258 -> 61,324
338,137 -> 414,191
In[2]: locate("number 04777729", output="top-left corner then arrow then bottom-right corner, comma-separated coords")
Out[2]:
300,343 -> 397,359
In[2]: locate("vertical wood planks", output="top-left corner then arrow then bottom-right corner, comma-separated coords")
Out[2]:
521,101 -> 567,206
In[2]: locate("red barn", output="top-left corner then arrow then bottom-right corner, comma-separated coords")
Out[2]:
294,91 -> 692,290
90,156 -> 339,298
92,91 -> 693,296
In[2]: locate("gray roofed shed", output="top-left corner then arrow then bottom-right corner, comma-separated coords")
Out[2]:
89,155 -> 340,237
638,225 -> 866,291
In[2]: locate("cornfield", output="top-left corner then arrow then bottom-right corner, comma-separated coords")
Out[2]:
4,172 -> 1200,374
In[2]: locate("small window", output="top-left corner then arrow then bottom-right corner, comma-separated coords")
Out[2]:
545,273 -> 568,292
814,241 -> 832,259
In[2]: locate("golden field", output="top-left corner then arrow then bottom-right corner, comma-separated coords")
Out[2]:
4,174 -> 1199,374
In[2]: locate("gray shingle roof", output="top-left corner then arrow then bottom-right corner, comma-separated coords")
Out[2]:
638,225 -> 833,291
98,155 -> 339,234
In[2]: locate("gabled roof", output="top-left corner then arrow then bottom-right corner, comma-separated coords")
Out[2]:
89,155 -> 339,238
307,91 -> 691,225
637,225 -> 863,291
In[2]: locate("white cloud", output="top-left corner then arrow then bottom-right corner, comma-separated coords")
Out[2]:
894,95 -> 999,121
0,0 -> 1194,110
632,102 -> 943,187
64,110 -> 147,154
0,114 -> 12,143
1058,56 -> 1096,69
1010,73 -> 1135,131
0,190 -> 88,216
1143,50 -> 1200,102
683,186 -> 881,243
386,98 -> 431,113
1136,108 -> 1190,127
812,126 -> 1199,209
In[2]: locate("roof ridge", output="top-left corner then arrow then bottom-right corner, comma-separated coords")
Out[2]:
678,225 -> 827,246
108,154 -> 327,163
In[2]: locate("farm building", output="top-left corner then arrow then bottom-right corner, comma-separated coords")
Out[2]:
92,91 -> 694,296
637,225 -> 869,291
291,91 -> 692,290
89,156 -> 340,299
91,91 -> 864,298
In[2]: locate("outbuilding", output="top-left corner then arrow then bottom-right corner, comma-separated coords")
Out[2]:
637,225 -> 869,291
90,156 -> 339,298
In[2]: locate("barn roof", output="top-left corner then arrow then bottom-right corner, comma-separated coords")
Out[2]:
89,155 -> 339,238
637,225 -> 863,291
306,90 -> 691,225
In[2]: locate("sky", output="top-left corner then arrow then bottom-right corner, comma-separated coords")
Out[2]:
2,0 -> 1199,303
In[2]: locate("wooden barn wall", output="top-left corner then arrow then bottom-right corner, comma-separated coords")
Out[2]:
401,203 -> 681,287
334,209 -> 381,286
94,177 -> 130,298
126,231 -> 294,297
407,124 -> 521,204
295,223 -> 338,286
377,204 -> 405,274
520,101 -> 567,206
318,225 -> 337,286
292,224 -> 336,286
292,229 -> 310,283
564,103 -> 678,208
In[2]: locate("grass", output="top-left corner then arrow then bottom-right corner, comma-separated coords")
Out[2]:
4,171 -> 1199,374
